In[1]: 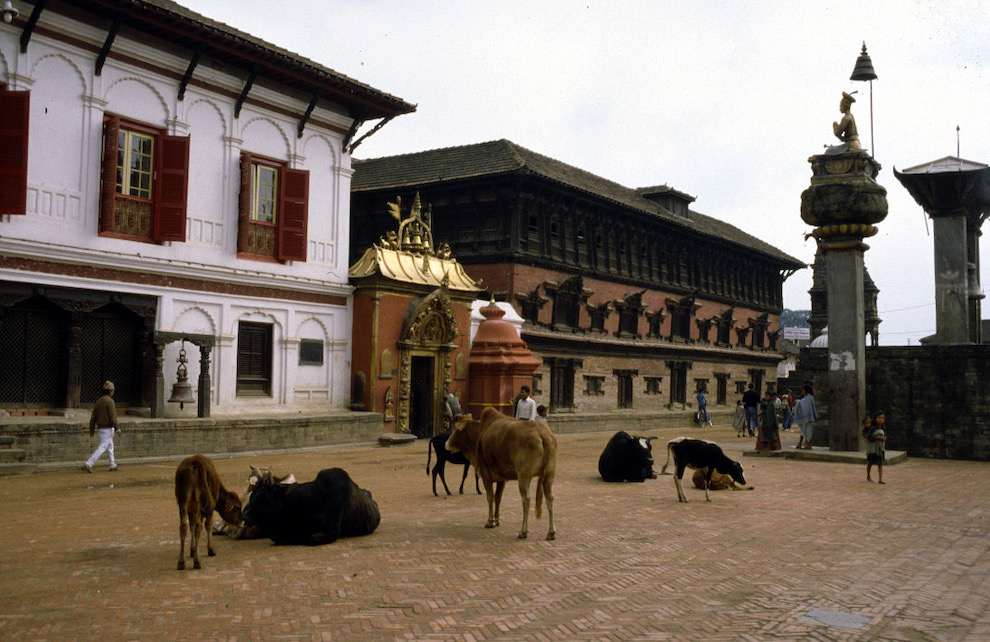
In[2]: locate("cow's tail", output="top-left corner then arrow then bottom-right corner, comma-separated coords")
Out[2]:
660,442 -> 674,475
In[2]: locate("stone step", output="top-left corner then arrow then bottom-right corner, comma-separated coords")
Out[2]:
0,434 -> 14,447
0,462 -> 38,477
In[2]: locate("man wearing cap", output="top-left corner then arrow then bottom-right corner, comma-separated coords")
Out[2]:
832,91 -> 861,151
83,380 -> 122,472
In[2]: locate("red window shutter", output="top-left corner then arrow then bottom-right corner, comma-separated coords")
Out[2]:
0,89 -> 30,215
153,134 -> 190,242
99,115 -> 120,233
237,151 -> 252,253
277,167 -> 309,262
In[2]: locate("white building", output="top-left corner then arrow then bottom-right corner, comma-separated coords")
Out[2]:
0,0 -> 414,416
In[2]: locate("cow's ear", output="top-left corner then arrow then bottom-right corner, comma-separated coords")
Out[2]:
281,474 -> 296,485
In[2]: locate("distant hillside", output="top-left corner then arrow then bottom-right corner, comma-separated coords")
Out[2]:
780,309 -> 810,329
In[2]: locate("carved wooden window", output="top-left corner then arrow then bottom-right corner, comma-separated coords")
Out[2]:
615,370 -> 636,409
551,288 -> 581,331
670,306 -> 691,341
548,357 -> 579,410
716,311 -> 733,345
576,228 -> 588,266
236,321 -> 272,396
715,373 -> 730,405
238,152 -> 309,262
644,376 -> 663,395
667,361 -> 689,405
587,303 -> 609,334
99,115 -> 189,243
584,375 -> 605,396
0,87 -> 30,216
735,381 -> 747,395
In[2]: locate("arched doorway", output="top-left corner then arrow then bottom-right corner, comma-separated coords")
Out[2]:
396,286 -> 457,438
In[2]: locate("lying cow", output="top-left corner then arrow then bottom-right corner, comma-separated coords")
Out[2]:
427,433 -> 481,496
213,468 -> 296,538
174,454 -> 243,570
661,437 -> 747,503
691,467 -> 754,491
446,409 -> 557,540
598,431 -> 658,482
243,466 -> 380,546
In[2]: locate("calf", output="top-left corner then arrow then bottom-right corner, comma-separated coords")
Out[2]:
598,431 -> 658,482
446,409 -> 557,540
174,455 -> 243,570
661,437 -> 747,503
691,467 -> 754,491
427,434 -> 481,496
213,468 -> 296,538
243,467 -> 380,546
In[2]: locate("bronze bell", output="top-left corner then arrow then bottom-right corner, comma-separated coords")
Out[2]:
850,42 -> 877,81
168,344 -> 196,409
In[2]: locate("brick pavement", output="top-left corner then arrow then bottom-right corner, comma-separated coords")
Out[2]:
1,425 -> 989,641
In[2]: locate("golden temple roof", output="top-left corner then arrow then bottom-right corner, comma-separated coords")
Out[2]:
348,245 -> 484,292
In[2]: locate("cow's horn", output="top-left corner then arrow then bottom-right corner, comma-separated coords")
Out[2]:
250,465 -> 266,481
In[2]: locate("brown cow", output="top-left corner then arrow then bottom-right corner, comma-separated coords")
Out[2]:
691,467 -> 754,491
446,408 -> 557,540
174,455 -> 242,570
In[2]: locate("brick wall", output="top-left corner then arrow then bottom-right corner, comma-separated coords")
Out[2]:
787,345 -> 990,461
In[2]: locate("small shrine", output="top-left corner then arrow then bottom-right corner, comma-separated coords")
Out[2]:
349,193 -> 485,438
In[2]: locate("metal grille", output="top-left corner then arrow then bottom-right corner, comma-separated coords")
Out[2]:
80,312 -> 139,405
0,305 -> 62,405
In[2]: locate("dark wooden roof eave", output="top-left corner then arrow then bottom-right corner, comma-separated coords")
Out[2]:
58,0 -> 416,120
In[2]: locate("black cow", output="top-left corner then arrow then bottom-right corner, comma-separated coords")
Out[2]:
427,433 -> 481,496
243,466 -> 380,546
598,431 -> 658,482
660,437 -> 747,503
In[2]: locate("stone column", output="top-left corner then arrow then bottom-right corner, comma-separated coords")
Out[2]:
932,216 -> 970,343
197,344 -> 212,418
801,151 -> 888,451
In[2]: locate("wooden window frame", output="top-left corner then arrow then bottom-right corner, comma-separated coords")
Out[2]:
99,114 -> 189,243
236,321 -> 273,396
238,151 -> 309,262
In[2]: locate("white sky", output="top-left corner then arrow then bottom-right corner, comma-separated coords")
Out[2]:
181,0 -> 990,345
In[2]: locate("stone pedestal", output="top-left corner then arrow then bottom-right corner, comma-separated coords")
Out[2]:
801,150 -> 888,451
933,215 -> 971,344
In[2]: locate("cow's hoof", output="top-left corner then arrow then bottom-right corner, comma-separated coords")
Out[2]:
546,532 -> 556,541
208,549 -> 216,557
193,560 -> 201,570
518,532 -> 528,539
485,520 -> 498,529
177,561 -> 185,570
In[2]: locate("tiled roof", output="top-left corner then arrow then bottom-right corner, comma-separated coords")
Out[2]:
353,140 -> 803,267
68,0 -> 415,119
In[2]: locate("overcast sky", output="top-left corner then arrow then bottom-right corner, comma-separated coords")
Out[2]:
181,0 -> 990,345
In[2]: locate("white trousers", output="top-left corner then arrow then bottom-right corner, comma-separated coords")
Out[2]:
86,428 -> 116,468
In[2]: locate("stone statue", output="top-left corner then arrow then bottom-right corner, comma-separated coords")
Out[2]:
830,91 -> 861,152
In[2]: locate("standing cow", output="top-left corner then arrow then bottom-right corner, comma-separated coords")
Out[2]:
445,408 -> 557,540
598,431 -> 658,482
661,437 -> 747,503
174,455 -> 243,570
243,466 -> 380,546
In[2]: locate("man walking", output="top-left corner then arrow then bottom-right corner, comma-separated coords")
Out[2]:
83,380 -> 121,472
742,383 -> 760,438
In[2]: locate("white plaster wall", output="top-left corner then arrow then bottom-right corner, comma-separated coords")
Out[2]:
0,10 -> 358,414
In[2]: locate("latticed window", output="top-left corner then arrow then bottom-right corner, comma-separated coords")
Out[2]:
236,321 -> 273,396
117,129 -> 154,199
99,114 -> 189,243
250,163 -> 278,223
238,152 -> 309,262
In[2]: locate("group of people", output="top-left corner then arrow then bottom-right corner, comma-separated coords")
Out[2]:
733,384 -> 819,452
443,385 -> 549,433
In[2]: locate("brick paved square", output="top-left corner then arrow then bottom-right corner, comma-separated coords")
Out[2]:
1,426 -> 988,640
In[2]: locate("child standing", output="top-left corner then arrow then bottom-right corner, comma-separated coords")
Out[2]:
866,411 -> 887,484
732,399 -> 746,437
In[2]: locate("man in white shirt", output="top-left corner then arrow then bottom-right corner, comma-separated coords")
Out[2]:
513,385 -> 536,421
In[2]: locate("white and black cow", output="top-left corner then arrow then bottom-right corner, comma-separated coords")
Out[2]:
598,431 -> 658,482
243,467 -> 381,546
661,437 -> 747,503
